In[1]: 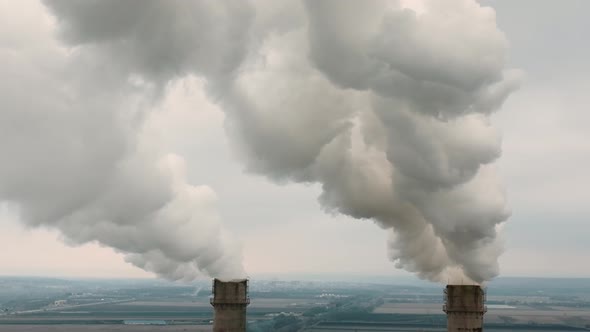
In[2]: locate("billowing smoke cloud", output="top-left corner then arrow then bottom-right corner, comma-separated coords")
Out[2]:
5,0 -> 518,283
226,0 -> 519,283
0,0 -> 245,281
297,0 -> 521,283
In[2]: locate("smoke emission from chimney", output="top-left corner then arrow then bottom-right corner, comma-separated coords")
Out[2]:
10,0 -> 520,283
226,0 -> 520,283
0,0 -> 245,281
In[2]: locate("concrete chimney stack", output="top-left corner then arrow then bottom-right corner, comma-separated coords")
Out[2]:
210,278 -> 250,332
443,285 -> 486,332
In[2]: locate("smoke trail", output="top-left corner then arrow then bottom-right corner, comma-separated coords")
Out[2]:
225,0 -> 520,283
0,0 -> 245,281
32,0 -> 518,283
296,0 -> 521,282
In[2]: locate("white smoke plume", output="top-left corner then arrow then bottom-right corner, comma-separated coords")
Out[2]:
5,0 -> 519,283
227,0 -> 519,283
0,0 -> 245,281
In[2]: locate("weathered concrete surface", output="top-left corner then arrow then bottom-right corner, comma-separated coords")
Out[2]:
444,285 -> 485,332
211,279 -> 249,332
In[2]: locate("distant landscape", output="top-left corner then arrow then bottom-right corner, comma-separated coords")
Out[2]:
1,276 -> 590,331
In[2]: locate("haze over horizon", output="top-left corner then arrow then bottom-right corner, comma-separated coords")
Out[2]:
0,0 -> 588,282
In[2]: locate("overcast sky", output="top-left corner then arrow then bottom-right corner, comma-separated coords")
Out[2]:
0,0 -> 588,281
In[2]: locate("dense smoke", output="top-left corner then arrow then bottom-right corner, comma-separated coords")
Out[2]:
3,0 -> 518,283
0,0 -> 244,281
224,0 -> 520,283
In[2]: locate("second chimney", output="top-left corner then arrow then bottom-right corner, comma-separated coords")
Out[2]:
210,278 -> 250,332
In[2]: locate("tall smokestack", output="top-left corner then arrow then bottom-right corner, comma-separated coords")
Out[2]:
443,285 -> 486,332
210,278 -> 250,332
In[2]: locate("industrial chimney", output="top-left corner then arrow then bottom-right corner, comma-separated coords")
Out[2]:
210,278 -> 250,332
443,285 -> 486,332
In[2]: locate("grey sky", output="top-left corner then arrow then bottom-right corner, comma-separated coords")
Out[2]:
0,0 -> 588,281
486,0 -> 590,261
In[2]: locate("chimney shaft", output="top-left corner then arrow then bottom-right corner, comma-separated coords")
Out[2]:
210,278 -> 250,332
443,285 -> 486,332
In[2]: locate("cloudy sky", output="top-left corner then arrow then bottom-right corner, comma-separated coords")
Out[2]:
0,0 -> 588,281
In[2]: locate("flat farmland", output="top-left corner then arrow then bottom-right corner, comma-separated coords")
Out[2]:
306,326 -> 574,332
250,298 -> 325,309
373,302 -> 443,314
0,297 -> 320,325
117,301 -> 210,307
0,325 -> 211,332
0,300 -> 215,325
372,301 -> 590,326
485,306 -> 590,325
